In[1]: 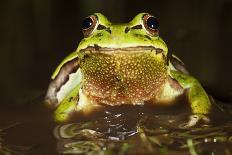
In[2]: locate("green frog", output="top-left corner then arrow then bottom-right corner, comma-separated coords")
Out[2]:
45,13 -> 211,128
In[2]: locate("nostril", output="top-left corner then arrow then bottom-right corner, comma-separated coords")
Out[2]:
97,24 -> 107,30
125,27 -> 130,33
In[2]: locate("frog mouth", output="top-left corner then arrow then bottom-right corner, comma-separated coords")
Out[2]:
80,46 -> 164,55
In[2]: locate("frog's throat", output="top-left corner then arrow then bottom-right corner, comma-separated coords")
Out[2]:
79,46 -> 165,56
80,47 -> 168,105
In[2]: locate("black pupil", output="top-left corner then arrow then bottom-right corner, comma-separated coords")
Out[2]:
82,17 -> 93,29
147,17 -> 159,29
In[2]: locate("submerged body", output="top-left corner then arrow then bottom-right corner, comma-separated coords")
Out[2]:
45,13 -> 211,127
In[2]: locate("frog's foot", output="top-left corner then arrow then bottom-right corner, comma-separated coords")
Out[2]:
178,114 -> 210,129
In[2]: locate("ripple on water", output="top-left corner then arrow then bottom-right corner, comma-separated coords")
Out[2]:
53,102 -> 232,154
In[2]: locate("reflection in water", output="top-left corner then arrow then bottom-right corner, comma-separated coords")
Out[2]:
53,103 -> 232,154
0,97 -> 231,154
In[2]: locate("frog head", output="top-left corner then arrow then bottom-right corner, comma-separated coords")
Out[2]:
77,13 -> 168,55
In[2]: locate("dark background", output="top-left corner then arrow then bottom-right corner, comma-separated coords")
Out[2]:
0,0 -> 232,106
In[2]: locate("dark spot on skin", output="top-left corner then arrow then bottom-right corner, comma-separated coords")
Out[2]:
81,54 -> 91,64
95,33 -> 103,38
105,28 -> 111,34
97,24 -> 107,30
125,27 -> 130,33
162,53 -> 167,64
156,48 -> 163,54
94,44 -> 100,51
133,34 -> 144,38
144,35 -> 152,40
69,97 -> 73,102
83,54 -> 91,60
131,24 -> 142,29
134,34 -> 139,37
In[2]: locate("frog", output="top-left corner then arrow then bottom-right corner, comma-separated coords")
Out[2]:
45,13 -> 211,128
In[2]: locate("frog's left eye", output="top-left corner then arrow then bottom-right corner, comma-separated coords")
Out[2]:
142,14 -> 159,36
82,15 -> 98,37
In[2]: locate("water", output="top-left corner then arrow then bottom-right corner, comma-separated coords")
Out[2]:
0,95 -> 231,154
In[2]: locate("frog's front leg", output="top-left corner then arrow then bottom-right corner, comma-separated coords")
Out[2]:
45,62 -> 83,122
46,70 -> 102,122
170,70 -> 211,128
45,57 -> 99,122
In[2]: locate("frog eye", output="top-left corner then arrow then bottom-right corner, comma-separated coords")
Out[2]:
82,15 -> 98,37
142,14 -> 159,36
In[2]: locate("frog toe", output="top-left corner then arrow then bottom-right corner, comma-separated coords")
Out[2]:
178,114 -> 210,129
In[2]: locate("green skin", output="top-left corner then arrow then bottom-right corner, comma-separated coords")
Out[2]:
45,13 -> 211,127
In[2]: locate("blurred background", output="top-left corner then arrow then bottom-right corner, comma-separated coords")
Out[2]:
0,0 -> 232,106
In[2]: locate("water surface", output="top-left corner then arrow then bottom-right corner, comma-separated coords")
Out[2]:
0,95 -> 231,154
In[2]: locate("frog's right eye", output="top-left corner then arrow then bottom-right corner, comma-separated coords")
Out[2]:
82,15 -> 98,37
